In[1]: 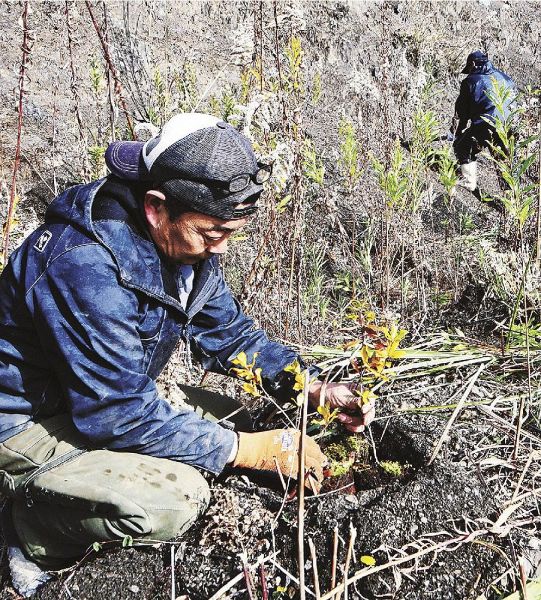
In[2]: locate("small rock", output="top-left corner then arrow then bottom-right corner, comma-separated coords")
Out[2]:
129,585 -> 140,594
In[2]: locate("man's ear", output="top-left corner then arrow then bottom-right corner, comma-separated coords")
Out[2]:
144,190 -> 167,229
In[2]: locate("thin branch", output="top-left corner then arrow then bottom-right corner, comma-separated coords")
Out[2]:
308,538 -> 321,600
2,0 -> 33,268
342,524 -> 357,600
207,553 -> 276,600
428,363 -> 485,465
85,0 -> 135,139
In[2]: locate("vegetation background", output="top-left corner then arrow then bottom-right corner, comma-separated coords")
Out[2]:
0,1 -> 540,599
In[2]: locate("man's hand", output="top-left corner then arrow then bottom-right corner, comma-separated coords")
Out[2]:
232,429 -> 326,492
308,381 -> 376,433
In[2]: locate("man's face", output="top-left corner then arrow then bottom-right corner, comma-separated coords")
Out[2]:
144,193 -> 250,264
161,211 -> 250,264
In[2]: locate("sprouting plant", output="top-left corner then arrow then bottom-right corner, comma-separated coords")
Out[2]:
338,118 -> 362,189
176,62 -> 198,112
436,145 -> 459,201
89,56 -> 105,97
411,107 -> 440,167
284,36 -> 304,95
220,90 -> 237,123
372,138 -> 409,208
303,243 -> 330,322
239,67 -> 254,104
230,351 -> 263,397
283,359 -> 306,392
312,402 -> 340,428
302,138 -> 325,185
148,68 -> 169,126
483,78 -> 537,235
340,321 -> 408,388
87,145 -> 106,180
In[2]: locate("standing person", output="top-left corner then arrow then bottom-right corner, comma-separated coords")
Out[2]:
0,113 -> 375,596
452,50 -> 516,196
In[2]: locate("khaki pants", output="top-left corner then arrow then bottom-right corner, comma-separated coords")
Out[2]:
0,385 -> 250,569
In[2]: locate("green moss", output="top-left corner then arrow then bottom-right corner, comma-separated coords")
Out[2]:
329,459 -> 353,477
379,460 -> 403,477
325,435 -> 369,477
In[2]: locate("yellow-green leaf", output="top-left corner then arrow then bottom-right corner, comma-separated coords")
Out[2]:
360,555 -> 376,566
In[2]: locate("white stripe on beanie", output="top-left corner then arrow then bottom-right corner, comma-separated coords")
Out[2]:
142,113 -> 221,171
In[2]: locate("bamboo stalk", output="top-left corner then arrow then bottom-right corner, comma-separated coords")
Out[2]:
297,370 -> 310,600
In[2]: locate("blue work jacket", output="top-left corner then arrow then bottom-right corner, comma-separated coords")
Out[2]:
455,59 -> 516,127
0,177 -> 300,474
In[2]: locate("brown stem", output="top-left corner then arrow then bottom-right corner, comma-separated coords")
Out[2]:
2,0 -> 32,268
260,564 -> 269,600
85,0 -> 135,139
65,1 -> 86,145
342,525 -> 357,600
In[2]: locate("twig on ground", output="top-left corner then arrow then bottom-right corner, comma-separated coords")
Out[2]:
270,558 -> 316,598
428,363 -> 486,465
510,452 -> 536,505
320,517 -> 540,600
207,553 -> 276,600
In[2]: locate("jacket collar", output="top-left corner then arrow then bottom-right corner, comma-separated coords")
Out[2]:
51,178 -> 219,316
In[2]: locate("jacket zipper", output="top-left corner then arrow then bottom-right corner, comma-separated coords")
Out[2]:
182,323 -> 193,371
21,447 -> 86,507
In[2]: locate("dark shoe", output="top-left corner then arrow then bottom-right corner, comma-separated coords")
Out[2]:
1,501 -> 52,597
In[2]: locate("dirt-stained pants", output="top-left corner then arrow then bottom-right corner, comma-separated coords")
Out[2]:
0,385 -> 250,569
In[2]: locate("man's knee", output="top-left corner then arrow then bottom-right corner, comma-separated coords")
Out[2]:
11,453 -> 211,568
143,463 -> 210,541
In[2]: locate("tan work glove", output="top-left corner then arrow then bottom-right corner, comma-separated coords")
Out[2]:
232,429 -> 326,492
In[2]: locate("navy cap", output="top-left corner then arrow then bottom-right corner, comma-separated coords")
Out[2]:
461,50 -> 488,74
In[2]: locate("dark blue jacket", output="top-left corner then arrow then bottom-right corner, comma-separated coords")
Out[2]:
455,59 -> 516,127
0,178 -> 300,474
